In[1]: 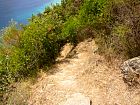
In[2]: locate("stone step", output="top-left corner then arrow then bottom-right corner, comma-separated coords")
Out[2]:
61,93 -> 91,105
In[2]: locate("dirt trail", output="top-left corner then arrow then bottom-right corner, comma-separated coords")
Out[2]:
28,39 -> 140,105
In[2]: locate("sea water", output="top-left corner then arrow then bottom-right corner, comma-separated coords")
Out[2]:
0,0 -> 61,29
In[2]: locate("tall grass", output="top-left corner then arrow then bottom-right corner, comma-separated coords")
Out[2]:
1,0 -> 140,103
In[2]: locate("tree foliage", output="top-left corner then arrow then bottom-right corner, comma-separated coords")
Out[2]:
1,0 -> 140,102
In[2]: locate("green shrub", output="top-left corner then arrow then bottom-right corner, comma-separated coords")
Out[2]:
1,0 -> 140,103
95,0 -> 140,58
61,16 -> 80,44
79,0 -> 107,25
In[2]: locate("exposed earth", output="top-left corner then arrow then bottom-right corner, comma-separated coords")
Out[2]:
8,39 -> 140,105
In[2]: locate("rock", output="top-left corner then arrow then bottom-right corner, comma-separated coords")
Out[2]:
120,56 -> 140,86
61,93 -> 91,105
60,43 -> 74,58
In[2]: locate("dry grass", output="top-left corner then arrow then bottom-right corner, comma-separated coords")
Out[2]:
4,39 -> 140,105
5,81 -> 32,105
28,39 -> 140,105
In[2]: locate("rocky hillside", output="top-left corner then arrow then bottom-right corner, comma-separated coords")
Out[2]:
7,39 -> 139,105
1,0 -> 140,104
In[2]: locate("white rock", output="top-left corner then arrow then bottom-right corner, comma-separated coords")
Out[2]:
62,93 -> 91,105
121,56 -> 140,85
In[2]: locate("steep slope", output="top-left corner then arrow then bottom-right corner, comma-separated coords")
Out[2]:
28,39 -> 140,105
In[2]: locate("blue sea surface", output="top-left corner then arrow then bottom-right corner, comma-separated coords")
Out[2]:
0,0 -> 61,29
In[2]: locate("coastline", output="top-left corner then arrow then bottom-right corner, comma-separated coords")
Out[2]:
0,0 -> 61,29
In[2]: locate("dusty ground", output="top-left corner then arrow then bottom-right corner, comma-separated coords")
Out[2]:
28,39 -> 140,105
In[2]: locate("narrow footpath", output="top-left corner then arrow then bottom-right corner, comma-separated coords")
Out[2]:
28,39 -> 140,105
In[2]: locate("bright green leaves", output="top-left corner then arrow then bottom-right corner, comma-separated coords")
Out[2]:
79,0 -> 107,25
61,17 -> 80,43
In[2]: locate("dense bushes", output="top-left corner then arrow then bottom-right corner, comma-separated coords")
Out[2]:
0,1 -> 81,99
0,0 -> 108,94
95,0 -> 140,58
1,0 -> 140,102
0,5 -> 64,99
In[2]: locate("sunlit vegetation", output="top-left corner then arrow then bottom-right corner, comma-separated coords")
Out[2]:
1,0 -> 140,103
